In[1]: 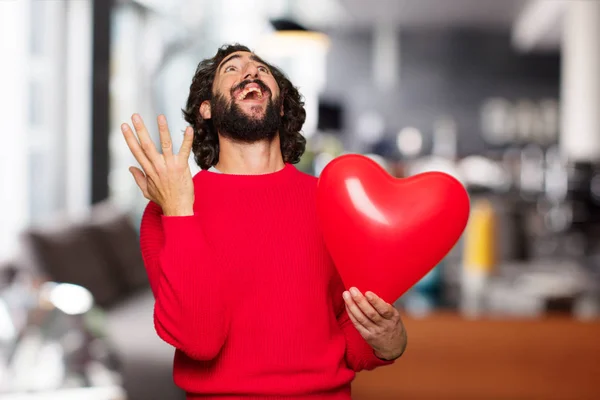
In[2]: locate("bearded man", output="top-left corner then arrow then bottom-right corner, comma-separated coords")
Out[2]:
121,44 -> 407,400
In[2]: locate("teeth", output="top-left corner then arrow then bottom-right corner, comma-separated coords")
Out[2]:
237,87 -> 262,100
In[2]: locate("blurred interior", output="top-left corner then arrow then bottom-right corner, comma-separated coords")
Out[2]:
1,0 -> 600,399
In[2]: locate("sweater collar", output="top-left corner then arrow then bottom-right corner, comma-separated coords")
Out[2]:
197,163 -> 297,187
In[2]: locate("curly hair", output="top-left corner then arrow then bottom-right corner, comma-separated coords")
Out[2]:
182,44 -> 307,170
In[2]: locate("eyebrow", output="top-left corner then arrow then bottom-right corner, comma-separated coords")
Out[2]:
218,53 -> 270,73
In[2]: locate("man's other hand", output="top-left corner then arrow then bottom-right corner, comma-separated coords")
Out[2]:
343,287 -> 407,360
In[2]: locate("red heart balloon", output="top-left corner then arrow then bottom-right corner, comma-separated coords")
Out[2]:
316,154 -> 470,304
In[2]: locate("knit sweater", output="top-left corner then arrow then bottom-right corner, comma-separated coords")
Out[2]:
139,163 -> 393,399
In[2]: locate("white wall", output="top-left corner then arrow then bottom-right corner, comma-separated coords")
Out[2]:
0,0 -> 93,262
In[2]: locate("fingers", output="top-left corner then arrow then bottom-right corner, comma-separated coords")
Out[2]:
179,126 -> 194,160
122,122 -> 157,179
344,287 -> 384,325
343,290 -> 376,328
157,115 -> 173,160
365,291 -> 396,319
345,304 -> 370,337
131,114 -> 162,165
157,116 -> 194,162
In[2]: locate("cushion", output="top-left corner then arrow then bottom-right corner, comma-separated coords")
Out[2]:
23,222 -> 125,308
88,201 -> 149,294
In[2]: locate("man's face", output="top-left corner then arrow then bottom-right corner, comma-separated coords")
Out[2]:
213,51 -> 280,115
202,51 -> 283,143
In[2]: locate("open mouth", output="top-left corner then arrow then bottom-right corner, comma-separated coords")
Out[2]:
234,82 -> 269,101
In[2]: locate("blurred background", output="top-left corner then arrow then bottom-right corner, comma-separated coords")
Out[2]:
1,0 -> 600,399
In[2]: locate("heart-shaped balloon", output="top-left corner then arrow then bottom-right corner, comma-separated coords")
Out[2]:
316,154 -> 470,304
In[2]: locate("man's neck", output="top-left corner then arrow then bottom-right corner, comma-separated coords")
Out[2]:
215,134 -> 285,175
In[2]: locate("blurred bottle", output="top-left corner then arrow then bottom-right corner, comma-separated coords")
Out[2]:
519,144 -> 545,199
460,199 -> 497,318
544,145 -> 568,204
432,116 -> 457,161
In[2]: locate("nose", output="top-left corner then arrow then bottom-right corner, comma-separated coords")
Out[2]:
243,62 -> 259,80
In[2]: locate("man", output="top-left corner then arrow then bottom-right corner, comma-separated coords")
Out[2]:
122,44 -> 407,400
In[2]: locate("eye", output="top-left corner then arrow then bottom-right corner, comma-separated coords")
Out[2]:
224,65 -> 236,72
258,66 -> 269,73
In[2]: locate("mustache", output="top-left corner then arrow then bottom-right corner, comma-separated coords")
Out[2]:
231,79 -> 271,97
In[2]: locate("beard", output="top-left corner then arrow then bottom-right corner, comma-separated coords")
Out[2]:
211,81 -> 282,143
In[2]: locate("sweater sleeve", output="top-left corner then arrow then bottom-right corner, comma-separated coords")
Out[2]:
139,201 -> 230,360
331,272 -> 395,372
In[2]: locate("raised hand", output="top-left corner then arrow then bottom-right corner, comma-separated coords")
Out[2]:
122,114 -> 195,216
343,287 -> 407,360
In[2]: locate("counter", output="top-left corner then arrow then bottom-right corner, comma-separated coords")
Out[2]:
352,312 -> 600,399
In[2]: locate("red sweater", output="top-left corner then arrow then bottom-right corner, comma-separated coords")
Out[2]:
139,163 -> 393,399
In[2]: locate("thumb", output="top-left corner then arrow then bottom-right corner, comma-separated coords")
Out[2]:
129,167 -> 149,196
178,126 -> 194,160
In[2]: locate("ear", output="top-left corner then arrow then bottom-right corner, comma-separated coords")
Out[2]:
280,102 -> 284,117
200,100 -> 211,119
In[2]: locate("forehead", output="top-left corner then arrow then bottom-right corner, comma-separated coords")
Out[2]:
218,51 -> 269,68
